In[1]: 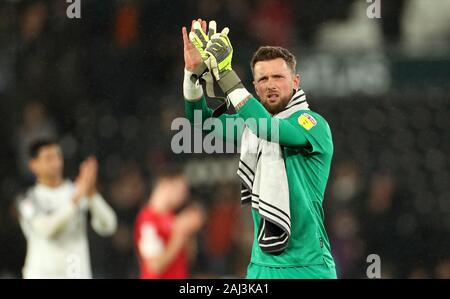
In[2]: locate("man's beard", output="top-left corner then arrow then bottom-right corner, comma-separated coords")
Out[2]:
261,92 -> 293,115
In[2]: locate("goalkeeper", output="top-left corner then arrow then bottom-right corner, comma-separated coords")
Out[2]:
182,19 -> 337,279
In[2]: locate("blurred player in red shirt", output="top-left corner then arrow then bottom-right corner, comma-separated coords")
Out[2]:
134,167 -> 205,279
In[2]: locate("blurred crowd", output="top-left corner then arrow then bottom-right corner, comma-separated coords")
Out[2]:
0,0 -> 449,278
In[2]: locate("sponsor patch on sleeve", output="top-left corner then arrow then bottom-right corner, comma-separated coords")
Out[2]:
298,113 -> 317,130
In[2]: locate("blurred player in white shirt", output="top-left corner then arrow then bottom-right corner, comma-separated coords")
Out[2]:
17,139 -> 117,279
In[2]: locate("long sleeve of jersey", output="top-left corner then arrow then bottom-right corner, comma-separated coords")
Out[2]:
235,97 -> 309,147
88,193 -> 117,237
184,96 -> 244,147
18,198 -> 78,239
185,96 -> 311,148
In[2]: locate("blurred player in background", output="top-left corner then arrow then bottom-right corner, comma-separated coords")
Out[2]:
182,19 -> 336,278
134,168 -> 205,279
17,139 -> 117,279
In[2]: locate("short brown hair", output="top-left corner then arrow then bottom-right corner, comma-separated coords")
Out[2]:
251,46 -> 297,75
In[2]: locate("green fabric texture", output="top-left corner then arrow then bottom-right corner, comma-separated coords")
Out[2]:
185,95 -> 336,276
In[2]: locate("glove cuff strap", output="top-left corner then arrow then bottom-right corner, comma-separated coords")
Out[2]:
190,62 -> 208,84
218,70 -> 243,94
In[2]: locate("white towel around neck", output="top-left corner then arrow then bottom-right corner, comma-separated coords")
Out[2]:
238,89 -> 309,253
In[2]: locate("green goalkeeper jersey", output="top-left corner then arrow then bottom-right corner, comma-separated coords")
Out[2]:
185,96 -> 335,269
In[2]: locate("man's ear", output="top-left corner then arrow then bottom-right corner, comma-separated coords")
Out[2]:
293,73 -> 300,90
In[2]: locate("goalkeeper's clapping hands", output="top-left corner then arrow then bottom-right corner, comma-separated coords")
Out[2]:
182,19 -> 206,75
183,19 -> 252,108
182,19 -> 213,101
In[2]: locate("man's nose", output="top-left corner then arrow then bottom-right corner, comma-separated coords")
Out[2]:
266,78 -> 277,90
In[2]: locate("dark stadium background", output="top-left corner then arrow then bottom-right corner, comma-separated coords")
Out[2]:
0,0 -> 449,278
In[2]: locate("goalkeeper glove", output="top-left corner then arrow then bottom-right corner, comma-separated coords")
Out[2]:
189,21 -> 251,111
189,20 -> 217,60
203,30 -> 245,97
188,20 -> 219,81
